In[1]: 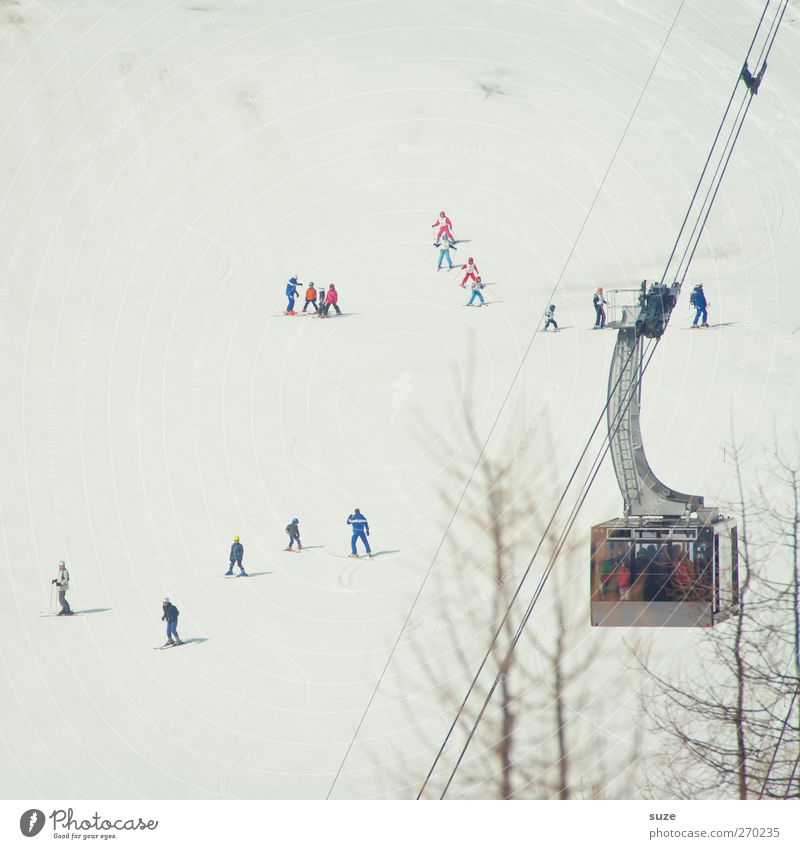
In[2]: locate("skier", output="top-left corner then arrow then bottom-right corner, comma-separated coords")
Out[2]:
436,233 -> 455,271
544,304 -> 559,331
690,283 -> 708,328
431,210 -> 454,241
316,285 -> 326,316
323,284 -> 341,317
460,257 -> 479,288
302,282 -> 319,313
285,276 -> 300,315
285,518 -> 303,551
466,277 -> 485,307
51,561 -> 72,616
226,535 -> 247,576
347,508 -> 372,558
161,598 -> 182,646
593,287 -> 607,329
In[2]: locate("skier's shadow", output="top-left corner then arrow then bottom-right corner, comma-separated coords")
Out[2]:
180,637 -> 209,646
369,549 -> 401,558
79,608 -> 112,615
243,571 -> 273,578
299,545 -> 325,551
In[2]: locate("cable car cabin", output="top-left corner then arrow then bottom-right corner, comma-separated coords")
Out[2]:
590,515 -> 739,627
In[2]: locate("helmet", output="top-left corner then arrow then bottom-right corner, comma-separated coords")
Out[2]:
58,560 -> 65,568
354,507 -> 360,513
163,597 -> 170,604
329,283 -> 335,288
468,257 -> 473,263
234,535 -> 239,541
597,287 -> 603,293
549,304 -> 555,310
289,276 -> 298,284
440,210 -> 446,216
292,517 -> 299,524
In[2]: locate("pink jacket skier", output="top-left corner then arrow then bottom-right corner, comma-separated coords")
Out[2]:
432,211 -> 454,241
460,257 -> 479,288
323,283 -> 341,317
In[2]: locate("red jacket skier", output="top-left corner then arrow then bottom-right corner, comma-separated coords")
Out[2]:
432,211 -> 454,241
460,257 -> 479,288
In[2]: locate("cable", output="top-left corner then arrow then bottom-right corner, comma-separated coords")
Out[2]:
324,0 -> 689,801
414,0 -> 694,801
424,0 -> 788,799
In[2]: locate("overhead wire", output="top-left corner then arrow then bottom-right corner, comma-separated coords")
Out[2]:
324,0 -> 692,801
422,0 -> 787,799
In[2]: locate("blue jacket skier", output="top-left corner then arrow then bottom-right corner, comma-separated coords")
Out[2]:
285,518 -> 302,551
467,277 -> 485,306
690,284 -> 708,327
161,598 -> 182,645
285,276 -> 300,315
226,535 -> 246,576
347,508 -> 372,557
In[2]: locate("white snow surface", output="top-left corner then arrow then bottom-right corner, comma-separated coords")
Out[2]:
1,0 -> 799,799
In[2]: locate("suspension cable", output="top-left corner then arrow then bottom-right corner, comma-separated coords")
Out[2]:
324,0 -> 691,802
423,0 -> 787,799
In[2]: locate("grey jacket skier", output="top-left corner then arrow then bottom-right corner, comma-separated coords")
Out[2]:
52,561 -> 72,615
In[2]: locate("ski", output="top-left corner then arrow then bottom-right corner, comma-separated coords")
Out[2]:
39,612 -> 81,618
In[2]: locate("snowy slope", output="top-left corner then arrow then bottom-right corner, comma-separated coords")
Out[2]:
0,0 -> 799,799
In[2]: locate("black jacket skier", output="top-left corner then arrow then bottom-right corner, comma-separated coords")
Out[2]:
161,598 -> 182,645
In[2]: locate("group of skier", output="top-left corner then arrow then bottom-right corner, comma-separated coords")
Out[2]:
431,211 -> 488,307
589,283 -> 710,330
284,277 -> 341,317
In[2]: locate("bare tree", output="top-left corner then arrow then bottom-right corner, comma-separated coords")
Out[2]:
638,439 -> 800,799
400,389 -> 642,800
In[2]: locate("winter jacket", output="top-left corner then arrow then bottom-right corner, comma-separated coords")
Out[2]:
461,262 -> 479,275
471,279 -> 484,292
230,542 -> 244,562
690,287 -> 707,309
286,280 -> 299,298
161,602 -> 179,624
347,512 -> 369,533
593,292 -> 607,307
55,569 -> 70,591
433,215 -> 453,231
325,287 -> 338,304
286,521 -> 300,539
317,289 -> 325,305
304,286 -> 317,302
545,305 -> 555,320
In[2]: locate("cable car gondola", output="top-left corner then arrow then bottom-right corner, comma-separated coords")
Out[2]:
591,284 -> 739,628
